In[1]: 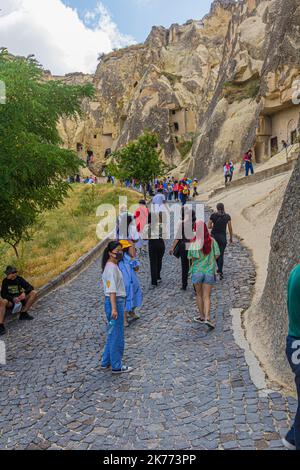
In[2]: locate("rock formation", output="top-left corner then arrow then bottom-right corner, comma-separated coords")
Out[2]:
188,0 -> 300,179
54,0 -> 300,181
54,0 -> 236,173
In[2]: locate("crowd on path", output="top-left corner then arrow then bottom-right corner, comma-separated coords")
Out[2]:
0,169 -> 299,451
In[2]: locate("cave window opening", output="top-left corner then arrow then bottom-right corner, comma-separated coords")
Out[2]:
172,110 -> 176,115
133,81 -> 138,88
174,122 -> 179,132
291,129 -> 297,145
270,137 -> 278,156
105,148 -> 112,159
76,143 -> 83,152
94,134 -> 97,139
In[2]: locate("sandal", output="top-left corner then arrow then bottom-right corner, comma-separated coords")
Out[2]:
194,317 -> 205,324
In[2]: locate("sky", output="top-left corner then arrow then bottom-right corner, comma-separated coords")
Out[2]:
0,0 -> 213,75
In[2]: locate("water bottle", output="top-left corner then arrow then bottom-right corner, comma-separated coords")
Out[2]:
108,319 -> 117,335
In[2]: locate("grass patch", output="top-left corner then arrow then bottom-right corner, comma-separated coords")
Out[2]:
222,75 -> 260,104
0,184 -> 141,289
176,133 -> 195,159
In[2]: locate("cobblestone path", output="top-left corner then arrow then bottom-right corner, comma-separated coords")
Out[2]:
0,207 -> 297,450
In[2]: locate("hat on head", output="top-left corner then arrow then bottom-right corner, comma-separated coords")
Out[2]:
119,240 -> 133,250
5,266 -> 17,275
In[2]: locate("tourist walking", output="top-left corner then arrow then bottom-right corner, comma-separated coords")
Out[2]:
229,160 -> 235,181
118,240 -> 143,328
181,182 -> 189,206
173,181 -> 179,201
208,203 -> 233,280
224,162 -> 231,185
148,212 -> 166,288
192,179 -> 199,198
116,207 -> 139,257
188,221 -> 220,329
101,241 -> 133,374
134,200 -> 149,253
170,207 -> 196,291
243,150 -> 254,177
152,188 -> 167,213
282,263 -> 300,451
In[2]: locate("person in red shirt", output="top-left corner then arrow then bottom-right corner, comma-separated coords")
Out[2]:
134,200 -> 149,235
173,181 -> 179,201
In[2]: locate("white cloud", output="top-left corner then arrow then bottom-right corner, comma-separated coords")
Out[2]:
0,0 -> 136,75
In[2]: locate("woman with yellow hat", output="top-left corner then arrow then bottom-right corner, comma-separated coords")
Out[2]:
118,239 -> 143,327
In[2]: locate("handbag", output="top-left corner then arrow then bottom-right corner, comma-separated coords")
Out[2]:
173,240 -> 183,259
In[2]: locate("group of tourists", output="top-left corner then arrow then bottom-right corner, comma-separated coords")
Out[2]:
100,192 -> 233,374
1,168 -> 299,451
153,177 -> 199,202
100,191 -> 300,450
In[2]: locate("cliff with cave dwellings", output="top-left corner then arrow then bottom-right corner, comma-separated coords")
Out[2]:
52,0 -> 300,388
53,0 -> 300,179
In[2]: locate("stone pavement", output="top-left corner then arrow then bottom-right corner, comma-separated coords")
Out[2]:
0,206 -> 297,450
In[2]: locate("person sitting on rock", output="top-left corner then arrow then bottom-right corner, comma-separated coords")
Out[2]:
0,266 -> 37,335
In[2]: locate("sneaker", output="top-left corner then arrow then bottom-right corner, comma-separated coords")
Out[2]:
129,312 -> 140,320
205,320 -> 215,330
157,279 -> 162,284
101,365 -> 110,370
194,317 -> 205,324
19,312 -> 34,321
0,324 -> 6,336
112,366 -> 133,375
282,437 -> 296,451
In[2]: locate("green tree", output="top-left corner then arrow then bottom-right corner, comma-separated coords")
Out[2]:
0,49 -> 94,257
108,132 -> 166,199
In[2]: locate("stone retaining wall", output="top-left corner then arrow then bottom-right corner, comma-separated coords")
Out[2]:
246,154 -> 300,389
210,160 -> 296,198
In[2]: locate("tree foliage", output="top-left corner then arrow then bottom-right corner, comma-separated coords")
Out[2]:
0,49 -> 94,256
108,132 -> 166,198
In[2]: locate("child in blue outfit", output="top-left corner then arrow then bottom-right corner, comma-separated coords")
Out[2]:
118,240 -> 143,327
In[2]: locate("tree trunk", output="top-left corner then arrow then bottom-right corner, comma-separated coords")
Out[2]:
142,184 -> 147,201
11,243 -> 19,259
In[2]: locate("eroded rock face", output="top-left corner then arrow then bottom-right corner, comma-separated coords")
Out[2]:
189,0 -> 300,179
54,0 -> 235,173
248,155 -> 300,389
54,0 -> 300,182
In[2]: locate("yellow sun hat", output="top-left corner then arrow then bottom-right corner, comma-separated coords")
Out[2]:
119,240 -> 133,249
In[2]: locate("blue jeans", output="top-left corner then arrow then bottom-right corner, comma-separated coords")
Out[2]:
101,297 -> 125,371
245,162 -> 254,176
286,335 -> 300,449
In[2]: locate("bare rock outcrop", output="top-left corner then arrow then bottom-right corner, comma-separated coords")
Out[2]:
54,1 -> 235,173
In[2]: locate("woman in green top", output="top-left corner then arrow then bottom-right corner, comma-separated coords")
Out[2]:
188,221 -> 220,329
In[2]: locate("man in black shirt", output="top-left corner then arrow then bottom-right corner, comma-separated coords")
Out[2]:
208,203 -> 233,280
0,266 -> 37,336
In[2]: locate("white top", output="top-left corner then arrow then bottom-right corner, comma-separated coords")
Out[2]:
102,262 -> 126,298
152,193 -> 166,205
152,193 -> 167,213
